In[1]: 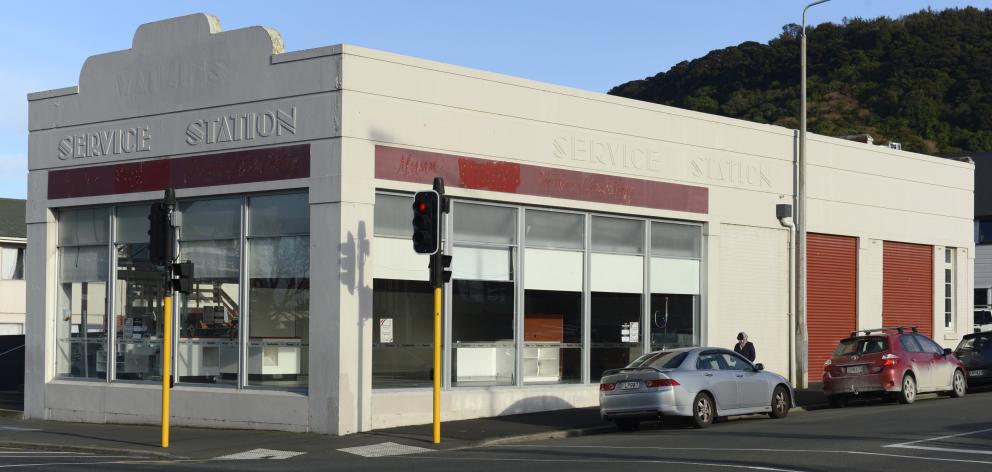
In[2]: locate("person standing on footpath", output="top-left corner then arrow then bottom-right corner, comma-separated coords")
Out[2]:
734,332 -> 756,362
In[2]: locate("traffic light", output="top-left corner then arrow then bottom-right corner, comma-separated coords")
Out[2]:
412,190 -> 441,255
148,202 -> 171,266
429,254 -> 453,287
172,261 -> 194,294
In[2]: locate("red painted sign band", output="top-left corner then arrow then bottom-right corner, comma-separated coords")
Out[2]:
48,145 -> 310,199
375,146 -> 708,214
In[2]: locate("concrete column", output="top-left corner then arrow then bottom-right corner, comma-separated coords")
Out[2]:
308,137 -> 375,435
857,237 -> 882,330
701,221 -> 719,347
24,171 -> 55,420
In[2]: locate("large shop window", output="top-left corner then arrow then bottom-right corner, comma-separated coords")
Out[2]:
649,222 -> 701,351
451,202 -> 516,386
370,191 -> 704,389
590,216 -> 643,380
56,207 -> 110,379
177,198 -> 242,385
523,210 -> 583,384
247,193 -> 310,388
54,191 -> 310,390
113,205 -> 167,381
372,193 -> 435,388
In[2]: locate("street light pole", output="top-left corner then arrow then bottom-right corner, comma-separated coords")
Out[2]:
798,0 -> 830,389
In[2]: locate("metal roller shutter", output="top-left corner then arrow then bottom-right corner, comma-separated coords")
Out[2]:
807,233 -> 857,376
883,241 -> 933,337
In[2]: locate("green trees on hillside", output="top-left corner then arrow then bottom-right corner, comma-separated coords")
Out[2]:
608,7 -> 992,154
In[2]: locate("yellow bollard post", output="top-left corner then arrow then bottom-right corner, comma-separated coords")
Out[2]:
162,294 -> 172,448
433,286 -> 441,444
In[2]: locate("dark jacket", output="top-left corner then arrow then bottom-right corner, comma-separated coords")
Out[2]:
734,341 -> 756,362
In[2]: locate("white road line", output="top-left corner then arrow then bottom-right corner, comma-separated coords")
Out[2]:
882,426 -> 992,455
884,426 -> 992,447
0,459 -> 182,469
409,455 -> 804,471
487,445 -> 992,465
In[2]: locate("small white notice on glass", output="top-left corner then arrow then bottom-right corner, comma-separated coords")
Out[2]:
621,322 -> 630,343
379,318 -> 393,343
629,322 -> 639,342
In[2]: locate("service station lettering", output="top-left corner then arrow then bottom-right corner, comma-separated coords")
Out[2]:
185,106 -> 297,146
57,127 -> 151,160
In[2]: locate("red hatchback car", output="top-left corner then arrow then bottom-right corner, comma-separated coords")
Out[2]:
822,327 -> 967,407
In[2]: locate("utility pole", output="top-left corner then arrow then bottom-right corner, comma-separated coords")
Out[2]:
798,0 -> 831,389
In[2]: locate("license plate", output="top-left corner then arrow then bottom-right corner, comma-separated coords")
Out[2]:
970,370 -> 985,377
621,381 -> 640,390
846,365 -> 866,375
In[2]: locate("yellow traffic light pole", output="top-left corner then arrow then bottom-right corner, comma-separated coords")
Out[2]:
161,294 -> 172,448
433,286 -> 441,444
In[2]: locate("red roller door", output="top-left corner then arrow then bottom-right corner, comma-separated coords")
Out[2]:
808,233 -> 858,374
883,241 -> 933,337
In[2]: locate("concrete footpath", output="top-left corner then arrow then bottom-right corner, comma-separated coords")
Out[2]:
0,388 -> 827,460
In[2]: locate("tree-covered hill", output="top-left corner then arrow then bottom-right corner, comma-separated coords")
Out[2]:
608,7 -> 992,155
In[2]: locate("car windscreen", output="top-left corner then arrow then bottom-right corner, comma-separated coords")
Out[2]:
957,334 -> 992,353
833,337 -> 888,356
627,351 -> 688,369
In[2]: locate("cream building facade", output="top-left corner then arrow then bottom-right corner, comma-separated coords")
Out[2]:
25,14 -> 973,434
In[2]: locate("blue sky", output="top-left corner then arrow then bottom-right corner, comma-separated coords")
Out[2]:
2,0 -> 990,199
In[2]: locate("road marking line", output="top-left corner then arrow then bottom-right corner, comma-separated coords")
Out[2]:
0,459 -> 188,469
885,444 -> 992,455
408,455 -> 804,471
884,426 -> 992,447
338,442 -> 433,458
488,445 -> 992,465
213,448 -> 305,460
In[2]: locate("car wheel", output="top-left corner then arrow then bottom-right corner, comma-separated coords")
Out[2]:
691,393 -> 715,428
950,369 -> 967,398
897,374 -> 917,404
769,386 -> 791,419
827,395 -> 847,408
616,418 -> 640,432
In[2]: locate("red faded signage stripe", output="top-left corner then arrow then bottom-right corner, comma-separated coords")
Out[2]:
374,145 -> 708,214
48,145 -> 310,199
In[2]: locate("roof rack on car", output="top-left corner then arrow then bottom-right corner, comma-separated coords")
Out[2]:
849,326 -> 918,337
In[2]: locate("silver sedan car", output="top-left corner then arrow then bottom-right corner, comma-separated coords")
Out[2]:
599,347 -> 795,430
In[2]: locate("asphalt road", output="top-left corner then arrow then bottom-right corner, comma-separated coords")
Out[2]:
4,387 -> 991,471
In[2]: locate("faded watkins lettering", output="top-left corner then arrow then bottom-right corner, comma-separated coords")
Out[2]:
553,136 -> 662,172
57,127 -> 151,160
689,157 -> 772,188
186,106 -> 297,146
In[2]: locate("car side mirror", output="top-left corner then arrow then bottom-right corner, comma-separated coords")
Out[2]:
943,348 -> 952,356
753,363 -> 764,371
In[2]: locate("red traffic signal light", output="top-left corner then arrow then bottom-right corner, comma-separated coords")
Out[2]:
412,191 -> 440,255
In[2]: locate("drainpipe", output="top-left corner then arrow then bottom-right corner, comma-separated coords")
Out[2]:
777,204 -> 796,386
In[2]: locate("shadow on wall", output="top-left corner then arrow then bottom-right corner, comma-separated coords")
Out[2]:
498,395 -> 577,417
339,220 -> 373,429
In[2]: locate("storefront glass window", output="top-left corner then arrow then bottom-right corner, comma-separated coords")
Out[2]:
113,205 -> 167,381
523,210 -> 583,384
372,193 -> 436,388
650,222 -> 702,351
451,202 -> 516,386
590,216 -> 643,380
56,207 -> 110,379
177,198 -> 241,385
247,193 -> 310,388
